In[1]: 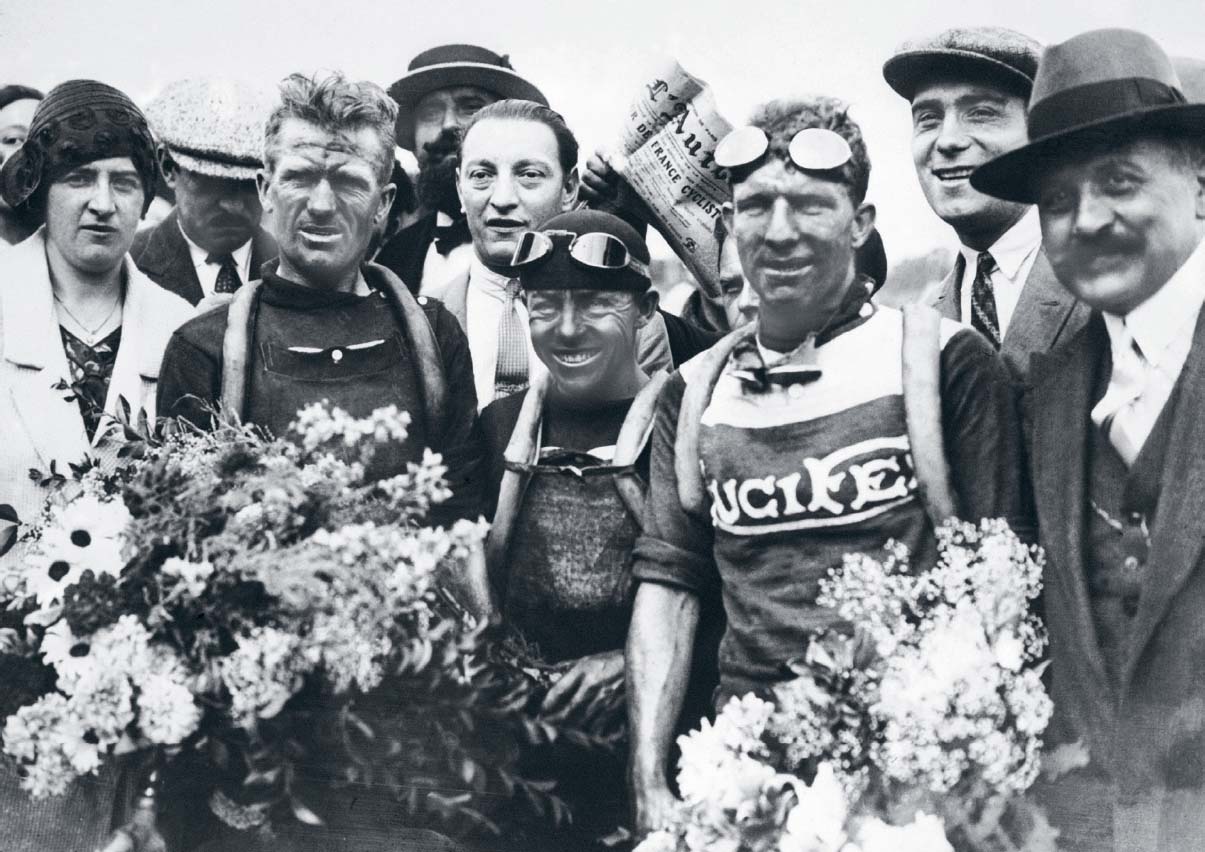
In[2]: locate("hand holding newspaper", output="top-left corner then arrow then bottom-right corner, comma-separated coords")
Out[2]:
608,59 -> 733,299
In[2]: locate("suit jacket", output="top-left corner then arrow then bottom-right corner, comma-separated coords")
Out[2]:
0,228 -> 194,850
374,212 -> 437,295
932,247 -> 1089,379
1026,306 -> 1205,851
130,210 -> 276,306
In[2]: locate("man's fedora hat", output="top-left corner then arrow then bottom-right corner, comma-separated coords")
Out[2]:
883,27 -> 1041,101
388,44 -> 548,150
971,29 -> 1205,204
144,79 -> 276,182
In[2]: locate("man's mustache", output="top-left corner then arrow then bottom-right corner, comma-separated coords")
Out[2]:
421,126 -> 462,166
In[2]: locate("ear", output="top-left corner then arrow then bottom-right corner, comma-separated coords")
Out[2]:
256,168 -> 272,214
634,287 -> 660,329
561,165 -> 580,212
721,201 -> 735,241
157,146 -> 179,190
375,182 -> 397,232
850,201 -> 876,249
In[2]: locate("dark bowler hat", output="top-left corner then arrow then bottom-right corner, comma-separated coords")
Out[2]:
883,27 -> 1041,101
387,44 -> 548,149
971,29 -> 1205,204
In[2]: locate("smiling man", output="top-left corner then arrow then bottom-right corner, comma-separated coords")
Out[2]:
377,44 -> 548,296
884,27 -> 1089,377
624,97 -> 1026,836
972,29 -> 1205,852
478,209 -> 662,848
156,72 -> 482,528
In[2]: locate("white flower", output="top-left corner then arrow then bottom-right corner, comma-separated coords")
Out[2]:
854,812 -> 951,852
780,763 -> 848,852
992,631 -> 1024,672
138,672 -> 201,744
26,495 -> 129,605
220,627 -> 310,727
161,557 -> 214,598
633,830 -> 680,852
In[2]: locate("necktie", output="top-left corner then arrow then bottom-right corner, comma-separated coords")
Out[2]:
1090,324 -> 1148,466
494,278 -> 528,400
969,251 -> 1002,349
209,253 -> 242,294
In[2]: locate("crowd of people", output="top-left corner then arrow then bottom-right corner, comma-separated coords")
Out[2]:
2,22 -> 1205,852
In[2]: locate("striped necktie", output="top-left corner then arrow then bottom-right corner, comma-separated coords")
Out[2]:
969,250 -> 1001,349
493,278 -> 528,400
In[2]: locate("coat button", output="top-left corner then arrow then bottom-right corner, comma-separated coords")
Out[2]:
787,383 -> 805,399
418,296 -> 428,305
1123,555 -> 1140,572
331,349 -> 343,363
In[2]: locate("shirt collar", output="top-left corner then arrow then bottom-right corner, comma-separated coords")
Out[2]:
469,255 -> 517,296
1104,233 -> 1205,369
177,218 -> 252,270
958,206 -> 1041,282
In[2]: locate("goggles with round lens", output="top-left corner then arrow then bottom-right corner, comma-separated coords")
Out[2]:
510,229 -> 649,278
714,126 -> 853,172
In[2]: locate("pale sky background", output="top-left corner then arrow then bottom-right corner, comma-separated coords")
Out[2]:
3,0 -> 1204,266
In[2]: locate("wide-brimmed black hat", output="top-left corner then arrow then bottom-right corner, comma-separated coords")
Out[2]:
883,27 -> 1041,101
387,44 -> 548,150
971,29 -> 1205,204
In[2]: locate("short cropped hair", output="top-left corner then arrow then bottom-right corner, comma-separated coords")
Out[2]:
264,72 -> 398,184
735,97 -> 871,205
459,99 -> 579,174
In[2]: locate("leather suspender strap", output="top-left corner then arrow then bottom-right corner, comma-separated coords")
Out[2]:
219,279 -> 263,424
611,369 -> 671,523
485,371 -> 549,583
675,326 -> 755,516
901,304 -> 958,526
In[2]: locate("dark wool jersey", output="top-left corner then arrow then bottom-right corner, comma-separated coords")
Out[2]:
633,305 -> 1027,702
155,265 -> 484,526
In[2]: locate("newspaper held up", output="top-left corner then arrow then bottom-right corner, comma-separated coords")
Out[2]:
611,59 -> 733,299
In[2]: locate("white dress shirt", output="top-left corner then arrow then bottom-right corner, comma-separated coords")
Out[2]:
179,220 -> 253,298
1091,234 -> 1205,464
419,212 -> 475,300
465,257 -> 538,410
957,206 -> 1042,337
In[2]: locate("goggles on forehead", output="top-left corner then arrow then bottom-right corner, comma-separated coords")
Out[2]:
510,230 -> 650,278
714,126 -> 853,172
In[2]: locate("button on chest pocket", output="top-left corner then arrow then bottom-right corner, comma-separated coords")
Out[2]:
262,334 -> 403,382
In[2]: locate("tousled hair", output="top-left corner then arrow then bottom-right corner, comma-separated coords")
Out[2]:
458,99 -> 579,174
264,72 -> 398,184
734,96 -> 871,205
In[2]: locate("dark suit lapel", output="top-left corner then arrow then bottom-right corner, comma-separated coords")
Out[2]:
134,211 -> 203,305
1002,249 -> 1084,364
1123,303 -> 1205,685
1031,317 -> 1110,686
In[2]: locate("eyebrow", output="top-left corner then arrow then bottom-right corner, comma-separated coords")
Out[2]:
912,92 -> 1009,115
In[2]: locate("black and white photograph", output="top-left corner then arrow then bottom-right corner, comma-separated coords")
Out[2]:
1,1 -> 1204,850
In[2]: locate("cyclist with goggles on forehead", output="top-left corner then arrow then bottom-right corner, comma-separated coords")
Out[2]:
479,208 -> 692,849
624,97 -> 1029,837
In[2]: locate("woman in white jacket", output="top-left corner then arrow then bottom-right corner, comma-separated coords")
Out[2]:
0,79 -> 194,852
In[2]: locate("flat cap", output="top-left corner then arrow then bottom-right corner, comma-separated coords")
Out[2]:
883,27 -> 1042,101
144,78 -> 277,181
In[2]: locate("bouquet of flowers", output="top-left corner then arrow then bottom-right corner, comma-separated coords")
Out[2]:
638,518 -> 1058,852
0,402 -> 605,843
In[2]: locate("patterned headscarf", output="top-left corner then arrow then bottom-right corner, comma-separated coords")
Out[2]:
0,80 -> 157,215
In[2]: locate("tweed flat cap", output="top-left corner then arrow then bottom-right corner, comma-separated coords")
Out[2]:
883,27 -> 1042,101
145,79 -> 276,181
